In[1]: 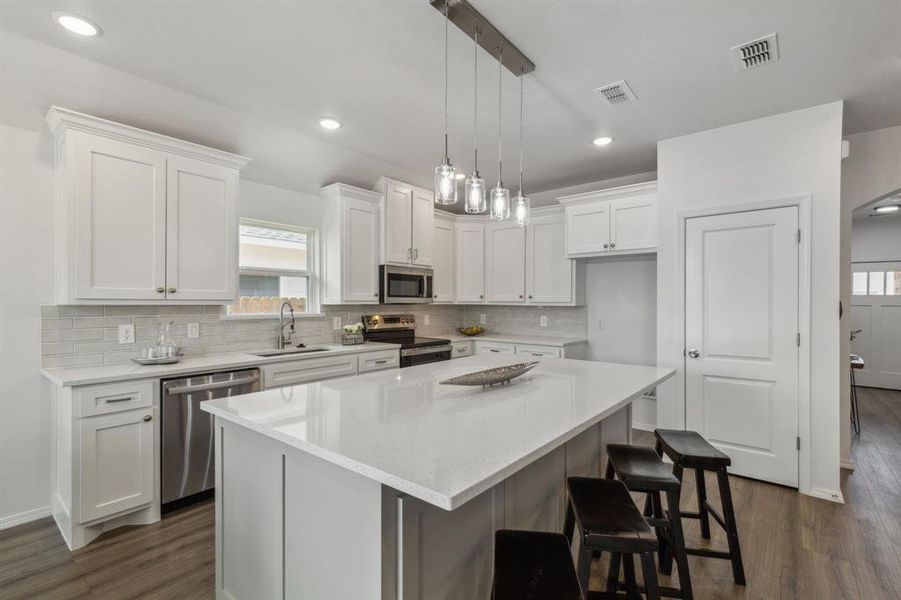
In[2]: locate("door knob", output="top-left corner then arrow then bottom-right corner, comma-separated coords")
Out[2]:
687,349 -> 700,358
143,415 -> 152,422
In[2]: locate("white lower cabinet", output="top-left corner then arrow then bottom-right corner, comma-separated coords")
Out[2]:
474,340 -> 586,359
451,341 -> 474,358
515,344 -> 564,359
262,355 -> 360,389
358,349 -> 400,373
79,408 -> 155,523
474,341 -> 516,355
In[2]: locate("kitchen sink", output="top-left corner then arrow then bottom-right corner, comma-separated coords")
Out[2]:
251,347 -> 331,357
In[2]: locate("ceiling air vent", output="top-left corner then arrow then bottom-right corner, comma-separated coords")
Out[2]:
731,33 -> 779,71
595,80 -> 637,106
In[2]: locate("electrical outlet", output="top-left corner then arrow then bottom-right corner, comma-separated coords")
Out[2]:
540,315 -> 548,328
118,324 -> 134,344
424,314 -> 430,326
598,319 -> 605,330
479,314 -> 487,325
187,322 -> 200,339
333,316 -> 342,331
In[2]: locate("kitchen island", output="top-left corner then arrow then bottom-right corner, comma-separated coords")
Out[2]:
201,355 -> 674,600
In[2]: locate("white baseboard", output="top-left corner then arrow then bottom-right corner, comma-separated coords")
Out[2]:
808,487 -> 845,504
0,505 -> 51,530
840,460 -> 855,471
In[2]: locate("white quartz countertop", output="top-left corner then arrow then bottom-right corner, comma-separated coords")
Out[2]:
443,333 -> 587,347
201,355 -> 674,510
40,342 -> 401,387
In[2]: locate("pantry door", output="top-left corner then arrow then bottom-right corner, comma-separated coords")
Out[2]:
684,206 -> 800,487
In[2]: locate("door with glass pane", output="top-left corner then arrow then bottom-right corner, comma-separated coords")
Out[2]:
851,262 -> 901,390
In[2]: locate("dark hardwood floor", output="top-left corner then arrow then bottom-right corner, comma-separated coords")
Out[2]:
2,386 -> 901,599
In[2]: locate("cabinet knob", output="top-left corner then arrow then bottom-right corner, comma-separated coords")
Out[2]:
143,415 -> 152,422
610,241 -> 616,248
518,294 -> 524,299
374,293 -> 379,297
528,295 -> 533,299
433,294 -> 437,298
603,242 -> 609,249
479,294 -> 484,299
156,287 -> 165,293
168,287 -> 176,293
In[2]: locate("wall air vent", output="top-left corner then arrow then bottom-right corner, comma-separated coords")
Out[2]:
595,80 -> 637,106
731,33 -> 779,71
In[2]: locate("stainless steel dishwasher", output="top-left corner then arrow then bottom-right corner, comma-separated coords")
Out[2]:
161,368 -> 261,510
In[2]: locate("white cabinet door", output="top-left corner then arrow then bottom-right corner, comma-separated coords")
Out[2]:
433,220 -> 455,302
451,341 -> 473,358
515,344 -> 562,359
526,216 -> 573,304
411,188 -> 434,266
486,223 -> 526,303
262,355 -> 359,389
342,198 -> 380,303
565,201 -> 610,257
610,193 -> 656,252
384,180 -> 412,264
79,408 -> 154,523
475,341 -> 516,355
165,157 -> 238,301
455,223 -> 486,303
73,132 -> 167,300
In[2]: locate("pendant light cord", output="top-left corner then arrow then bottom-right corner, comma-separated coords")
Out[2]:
443,0 -> 449,160
473,28 -> 478,172
497,46 -> 503,185
518,69 -> 524,193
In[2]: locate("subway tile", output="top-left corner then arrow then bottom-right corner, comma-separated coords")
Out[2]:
203,342 -> 246,355
74,316 -> 132,329
75,329 -> 105,341
42,353 -> 104,368
42,330 -> 76,343
103,349 -> 140,365
41,305 -> 61,318
104,305 -> 159,316
74,340 -> 132,353
59,305 -> 105,317
42,341 -> 74,356
159,305 -> 206,315
42,319 -> 73,331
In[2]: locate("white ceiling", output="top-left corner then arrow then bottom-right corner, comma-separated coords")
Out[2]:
2,1 -> 900,211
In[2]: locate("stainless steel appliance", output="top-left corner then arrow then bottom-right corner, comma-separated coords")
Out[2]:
161,368 -> 261,510
362,314 -> 451,367
379,265 -> 433,304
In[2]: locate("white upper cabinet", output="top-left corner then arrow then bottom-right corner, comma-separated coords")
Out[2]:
165,157 -> 238,301
455,222 -> 486,303
486,222 -> 526,303
46,107 -> 249,304
321,184 -> 381,304
527,214 -> 577,305
558,181 -> 657,258
376,177 -> 434,267
432,214 -> 455,302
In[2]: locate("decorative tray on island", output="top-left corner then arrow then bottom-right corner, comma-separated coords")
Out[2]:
440,362 -> 539,388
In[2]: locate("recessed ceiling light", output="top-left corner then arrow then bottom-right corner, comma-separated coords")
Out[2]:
52,12 -> 102,37
319,118 -> 342,130
593,136 -> 613,147
875,205 -> 899,213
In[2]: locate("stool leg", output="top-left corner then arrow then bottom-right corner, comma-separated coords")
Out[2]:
606,552 -> 622,593
665,488 -> 694,600
654,439 -> 663,457
695,468 -> 711,539
564,499 -> 575,544
605,458 -> 615,479
640,551 -> 661,600
653,491 -> 672,575
716,468 -> 746,586
576,545 -> 593,595
622,553 -> 640,600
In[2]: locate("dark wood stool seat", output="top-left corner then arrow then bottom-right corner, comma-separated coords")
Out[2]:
492,529 -> 582,600
654,429 -> 731,470
605,445 -> 693,600
564,478 -> 661,599
653,429 -> 746,586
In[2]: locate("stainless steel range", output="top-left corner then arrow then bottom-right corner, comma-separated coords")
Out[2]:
361,314 -> 451,367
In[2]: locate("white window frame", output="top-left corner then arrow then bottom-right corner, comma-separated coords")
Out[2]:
226,218 -> 321,319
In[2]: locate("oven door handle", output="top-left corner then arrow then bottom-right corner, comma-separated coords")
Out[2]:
401,344 -> 453,357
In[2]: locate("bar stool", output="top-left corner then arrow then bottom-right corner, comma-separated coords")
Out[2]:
652,429 -> 745,586
492,529 -> 583,600
605,444 -> 693,600
564,477 -> 661,600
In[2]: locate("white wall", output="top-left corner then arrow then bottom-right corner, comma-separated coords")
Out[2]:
656,102 -> 845,501
0,124 -> 56,527
852,217 -> 901,263
239,179 -> 322,229
584,256 -> 657,428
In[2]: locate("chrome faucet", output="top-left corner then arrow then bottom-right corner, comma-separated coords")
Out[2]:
278,301 -> 295,349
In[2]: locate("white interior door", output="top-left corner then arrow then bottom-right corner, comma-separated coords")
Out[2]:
851,262 -> 901,390
685,206 -> 800,487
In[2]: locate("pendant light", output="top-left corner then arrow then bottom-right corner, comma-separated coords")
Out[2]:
434,0 -> 457,205
512,70 -> 530,227
489,47 -> 510,221
464,28 -> 486,214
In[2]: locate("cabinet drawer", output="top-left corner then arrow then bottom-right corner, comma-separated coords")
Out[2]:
358,350 -> 399,373
77,379 -> 155,418
515,344 -> 562,359
262,355 -> 359,389
475,342 -> 516,355
451,341 -> 474,358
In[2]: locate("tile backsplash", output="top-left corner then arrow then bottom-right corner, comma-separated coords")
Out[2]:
40,304 -> 464,368
40,303 -> 586,368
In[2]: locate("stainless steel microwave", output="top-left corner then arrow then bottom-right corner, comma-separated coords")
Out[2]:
379,265 -> 433,304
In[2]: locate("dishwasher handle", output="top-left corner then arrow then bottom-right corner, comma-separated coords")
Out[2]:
166,374 -> 260,395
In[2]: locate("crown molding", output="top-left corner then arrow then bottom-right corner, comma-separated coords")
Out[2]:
557,180 -> 657,206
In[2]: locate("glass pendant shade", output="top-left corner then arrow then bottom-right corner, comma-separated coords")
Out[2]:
464,172 -> 487,213
490,184 -> 511,221
434,160 -> 458,205
513,192 -> 530,227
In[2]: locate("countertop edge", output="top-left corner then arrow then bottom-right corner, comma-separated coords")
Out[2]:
445,334 -> 588,347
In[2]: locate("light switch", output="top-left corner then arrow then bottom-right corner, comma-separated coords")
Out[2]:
333,316 -> 342,331
424,314 -> 430,326
479,314 -> 487,325
118,324 -> 134,344
187,322 -> 200,339
540,315 -> 548,328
